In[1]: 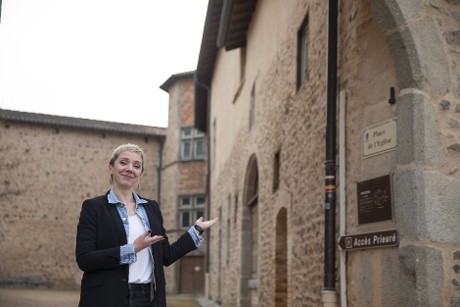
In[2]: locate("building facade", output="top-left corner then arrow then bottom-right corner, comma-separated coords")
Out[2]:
160,72 -> 208,295
0,73 -> 208,296
0,109 -> 165,288
194,0 -> 460,306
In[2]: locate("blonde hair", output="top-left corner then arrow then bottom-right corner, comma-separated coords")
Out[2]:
109,143 -> 145,173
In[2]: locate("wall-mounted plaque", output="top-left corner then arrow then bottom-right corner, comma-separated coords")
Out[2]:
362,118 -> 397,158
357,175 -> 393,225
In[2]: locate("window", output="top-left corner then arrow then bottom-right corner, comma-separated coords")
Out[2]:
180,127 -> 205,160
178,195 -> 206,228
212,119 -> 216,171
243,155 -> 259,283
273,150 -> 280,192
240,47 -> 246,81
249,82 -> 255,130
297,15 -> 309,90
226,194 -> 232,266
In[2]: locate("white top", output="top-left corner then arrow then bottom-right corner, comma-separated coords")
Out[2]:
127,214 -> 153,284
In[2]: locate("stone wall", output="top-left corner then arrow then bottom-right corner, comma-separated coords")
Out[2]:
0,119 -> 162,288
204,0 -> 460,306
208,0 -> 329,305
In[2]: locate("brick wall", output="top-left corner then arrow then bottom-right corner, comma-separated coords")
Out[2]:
160,74 -> 208,294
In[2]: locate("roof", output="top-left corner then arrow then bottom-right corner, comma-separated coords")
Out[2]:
159,71 -> 195,93
0,108 -> 166,138
194,0 -> 257,132
217,0 -> 258,50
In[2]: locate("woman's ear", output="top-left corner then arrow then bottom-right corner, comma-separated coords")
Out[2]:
108,165 -> 114,185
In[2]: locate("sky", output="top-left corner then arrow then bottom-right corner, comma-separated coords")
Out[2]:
0,0 -> 209,127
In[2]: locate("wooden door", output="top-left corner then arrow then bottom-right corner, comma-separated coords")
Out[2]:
179,256 -> 205,294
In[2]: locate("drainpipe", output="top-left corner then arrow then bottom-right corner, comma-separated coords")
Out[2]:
322,0 -> 338,306
157,136 -> 165,204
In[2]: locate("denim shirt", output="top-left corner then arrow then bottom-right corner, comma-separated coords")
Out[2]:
107,189 -> 202,265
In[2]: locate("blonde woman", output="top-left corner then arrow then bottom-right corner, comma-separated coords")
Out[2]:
76,144 -> 217,307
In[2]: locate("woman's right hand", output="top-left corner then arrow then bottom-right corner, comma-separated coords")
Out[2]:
133,230 -> 164,254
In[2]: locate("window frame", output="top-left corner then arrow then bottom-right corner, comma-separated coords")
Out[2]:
297,14 -> 309,91
180,126 -> 206,161
178,195 -> 206,229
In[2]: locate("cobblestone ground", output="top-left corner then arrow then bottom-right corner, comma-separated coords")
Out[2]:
0,288 -> 201,307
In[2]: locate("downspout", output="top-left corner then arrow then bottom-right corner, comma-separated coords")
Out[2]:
322,0 -> 338,306
194,74 -> 212,274
157,136 -> 165,205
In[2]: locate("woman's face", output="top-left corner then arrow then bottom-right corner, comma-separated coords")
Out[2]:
109,150 -> 143,190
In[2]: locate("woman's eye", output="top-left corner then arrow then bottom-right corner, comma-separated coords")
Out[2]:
134,165 -> 141,169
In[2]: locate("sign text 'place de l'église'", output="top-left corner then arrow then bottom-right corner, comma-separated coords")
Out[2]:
362,118 -> 396,158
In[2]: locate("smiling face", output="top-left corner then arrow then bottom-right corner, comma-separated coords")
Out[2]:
109,150 -> 143,191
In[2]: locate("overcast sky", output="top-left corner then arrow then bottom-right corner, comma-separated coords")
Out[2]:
0,0 -> 208,127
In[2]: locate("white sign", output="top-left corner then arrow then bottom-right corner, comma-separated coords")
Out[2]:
362,118 -> 397,158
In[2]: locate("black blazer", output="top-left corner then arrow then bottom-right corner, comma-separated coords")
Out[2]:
75,192 -> 197,307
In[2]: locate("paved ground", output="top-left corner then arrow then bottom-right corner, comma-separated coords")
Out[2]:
0,288 -> 80,307
0,288 -> 213,307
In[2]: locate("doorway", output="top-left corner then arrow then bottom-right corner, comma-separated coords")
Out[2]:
179,256 -> 205,294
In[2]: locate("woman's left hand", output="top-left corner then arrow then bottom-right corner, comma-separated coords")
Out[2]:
195,217 -> 219,230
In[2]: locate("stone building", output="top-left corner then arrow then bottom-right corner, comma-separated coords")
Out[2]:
0,109 -> 165,288
194,0 -> 460,306
0,73 -> 208,296
159,71 -> 208,295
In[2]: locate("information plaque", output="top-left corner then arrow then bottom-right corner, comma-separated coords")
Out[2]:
357,175 -> 393,225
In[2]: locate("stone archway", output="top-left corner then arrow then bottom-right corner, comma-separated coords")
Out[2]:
369,1 -> 449,96
366,1 -> 454,305
368,1 -> 447,167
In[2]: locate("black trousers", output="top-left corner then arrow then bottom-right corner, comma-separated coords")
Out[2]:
126,283 -> 152,307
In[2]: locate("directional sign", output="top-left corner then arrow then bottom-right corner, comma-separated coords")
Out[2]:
338,229 -> 399,251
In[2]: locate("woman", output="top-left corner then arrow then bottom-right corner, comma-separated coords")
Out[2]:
76,143 -> 217,307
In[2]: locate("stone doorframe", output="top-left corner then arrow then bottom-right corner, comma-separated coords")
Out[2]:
367,1 -> 459,305
239,154 -> 259,307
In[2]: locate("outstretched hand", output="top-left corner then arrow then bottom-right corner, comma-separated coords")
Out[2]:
195,217 -> 219,230
133,230 -> 164,254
